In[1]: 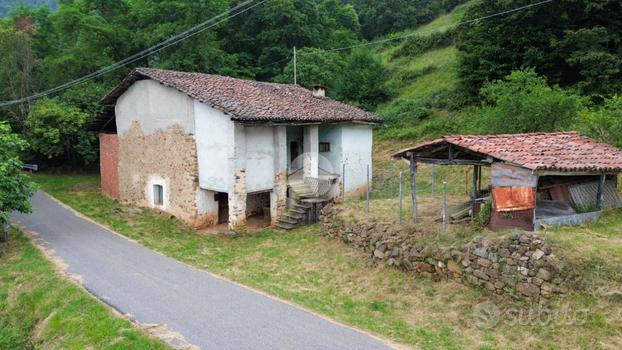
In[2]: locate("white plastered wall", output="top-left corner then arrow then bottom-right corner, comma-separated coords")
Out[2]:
319,124 -> 343,198
116,79 -> 195,135
341,124 -> 373,196
245,126 -> 275,193
194,101 -> 234,192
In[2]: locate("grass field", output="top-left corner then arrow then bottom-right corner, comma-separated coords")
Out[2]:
0,227 -> 168,350
32,173 -> 622,349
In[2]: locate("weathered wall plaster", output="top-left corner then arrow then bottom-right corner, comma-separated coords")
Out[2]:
271,126 -> 288,225
228,124 -> 247,228
117,122 -> 215,228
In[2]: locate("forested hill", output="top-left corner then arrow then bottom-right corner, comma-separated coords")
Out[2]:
0,0 -> 621,169
0,0 -> 55,17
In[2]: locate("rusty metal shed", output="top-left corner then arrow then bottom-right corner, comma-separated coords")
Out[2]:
392,132 -> 622,231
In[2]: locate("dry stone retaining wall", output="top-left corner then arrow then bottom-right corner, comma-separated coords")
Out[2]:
320,205 -> 564,300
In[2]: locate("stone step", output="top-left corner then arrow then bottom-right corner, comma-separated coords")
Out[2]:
289,207 -> 307,214
291,190 -> 314,196
278,216 -> 299,225
301,198 -> 329,204
285,212 -> 304,220
289,185 -> 312,191
293,203 -> 312,210
276,222 -> 297,230
290,187 -> 313,193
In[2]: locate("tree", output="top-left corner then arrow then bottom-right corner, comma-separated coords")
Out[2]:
0,122 -> 35,242
274,48 -> 344,94
0,18 -> 35,129
350,0 -> 466,39
25,98 -> 97,168
457,0 -> 622,98
580,95 -> 622,148
274,48 -> 390,110
334,49 -> 392,110
127,0 -> 232,74
473,69 -> 584,134
223,0 -> 365,79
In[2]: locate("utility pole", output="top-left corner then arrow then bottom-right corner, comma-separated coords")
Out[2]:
293,46 -> 297,85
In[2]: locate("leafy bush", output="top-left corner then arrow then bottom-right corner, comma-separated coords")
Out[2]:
0,123 -> 35,240
379,98 -> 431,128
422,87 -> 473,111
472,198 -> 492,230
473,69 -> 584,134
25,98 -> 98,168
392,29 -> 455,59
579,95 -> 622,147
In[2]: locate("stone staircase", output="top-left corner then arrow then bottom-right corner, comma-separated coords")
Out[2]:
275,179 -> 326,230
275,200 -> 313,230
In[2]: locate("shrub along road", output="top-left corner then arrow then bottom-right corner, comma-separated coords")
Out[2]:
12,192 -> 393,350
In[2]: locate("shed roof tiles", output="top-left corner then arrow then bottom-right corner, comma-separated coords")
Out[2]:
392,132 -> 622,173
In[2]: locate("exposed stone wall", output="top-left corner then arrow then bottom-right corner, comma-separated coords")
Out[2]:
320,205 -> 564,300
117,121 -> 212,228
99,133 -> 120,199
229,169 -> 247,228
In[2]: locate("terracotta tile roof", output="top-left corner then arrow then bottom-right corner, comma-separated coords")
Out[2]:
392,132 -> 622,173
100,68 -> 383,124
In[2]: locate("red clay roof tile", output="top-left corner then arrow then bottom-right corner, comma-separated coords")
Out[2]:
392,132 -> 622,173
100,68 -> 383,124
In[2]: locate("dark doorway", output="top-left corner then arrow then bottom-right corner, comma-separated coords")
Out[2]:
215,192 -> 229,224
290,141 -> 299,164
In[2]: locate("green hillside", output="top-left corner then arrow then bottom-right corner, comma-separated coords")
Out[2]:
377,1 -> 471,99
373,1 -> 474,141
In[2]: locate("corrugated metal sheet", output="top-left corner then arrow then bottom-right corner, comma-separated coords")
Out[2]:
492,186 -> 536,211
491,163 -> 538,187
535,211 -> 602,231
569,180 -> 622,209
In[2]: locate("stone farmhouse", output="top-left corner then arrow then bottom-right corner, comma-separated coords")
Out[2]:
93,68 -> 383,230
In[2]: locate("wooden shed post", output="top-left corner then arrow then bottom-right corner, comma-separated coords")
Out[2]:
597,174 -> 606,209
471,165 -> 480,217
471,165 -> 480,200
410,153 -> 417,223
399,171 -> 403,224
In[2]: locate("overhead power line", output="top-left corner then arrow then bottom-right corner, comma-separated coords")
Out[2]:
1,0 -> 553,107
0,0 -> 266,107
259,0 -> 554,69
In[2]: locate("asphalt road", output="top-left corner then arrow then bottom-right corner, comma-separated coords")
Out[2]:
12,192 -> 394,350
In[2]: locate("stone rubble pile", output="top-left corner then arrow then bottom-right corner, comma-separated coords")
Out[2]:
320,205 -> 564,300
